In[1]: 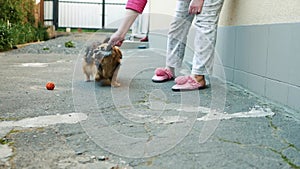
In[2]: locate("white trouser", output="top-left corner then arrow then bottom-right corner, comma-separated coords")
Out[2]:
166,0 -> 224,75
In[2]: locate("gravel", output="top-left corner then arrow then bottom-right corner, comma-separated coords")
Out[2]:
10,33 -> 112,55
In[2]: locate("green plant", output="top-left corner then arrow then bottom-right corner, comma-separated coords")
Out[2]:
0,0 -> 23,24
0,137 -> 10,145
65,41 -> 75,48
36,22 -> 49,41
0,21 -> 13,51
0,0 -> 50,51
0,0 -> 35,24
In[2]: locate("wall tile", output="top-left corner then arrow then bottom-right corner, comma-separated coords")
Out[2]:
233,70 -> 248,88
247,74 -> 266,97
266,24 -> 292,83
289,23 -> 300,86
235,27 -> 249,72
265,79 -> 288,105
213,64 -> 234,82
235,25 -> 268,76
224,67 -> 234,82
216,26 -> 236,68
288,85 -> 300,111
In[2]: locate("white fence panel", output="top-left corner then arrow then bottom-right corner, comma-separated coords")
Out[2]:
43,0 -> 147,30
59,1 -> 102,28
58,0 -> 127,29
105,3 -> 126,28
44,1 -> 54,26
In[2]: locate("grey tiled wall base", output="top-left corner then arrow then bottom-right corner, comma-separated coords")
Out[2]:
215,22 -> 300,111
148,23 -> 300,111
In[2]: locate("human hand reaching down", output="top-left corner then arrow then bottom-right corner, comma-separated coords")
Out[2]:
189,0 -> 204,14
108,32 -> 125,48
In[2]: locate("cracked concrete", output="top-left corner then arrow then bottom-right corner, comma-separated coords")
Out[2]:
0,33 -> 299,169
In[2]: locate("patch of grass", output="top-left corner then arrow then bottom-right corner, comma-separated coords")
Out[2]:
0,117 -> 19,121
65,41 -> 75,48
0,133 -> 14,146
8,129 -> 22,134
0,138 -> 10,145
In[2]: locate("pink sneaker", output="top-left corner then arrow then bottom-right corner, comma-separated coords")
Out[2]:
172,76 -> 206,91
152,68 -> 174,83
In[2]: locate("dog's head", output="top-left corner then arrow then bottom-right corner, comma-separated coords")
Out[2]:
95,43 -> 122,79
92,43 -> 122,62
84,41 -> 102,64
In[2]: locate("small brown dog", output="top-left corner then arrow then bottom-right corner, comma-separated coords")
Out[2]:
82,38 -> 122,87
95,43 -> 122,87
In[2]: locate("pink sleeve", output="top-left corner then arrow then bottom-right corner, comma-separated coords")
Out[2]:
126,0 -> 147,13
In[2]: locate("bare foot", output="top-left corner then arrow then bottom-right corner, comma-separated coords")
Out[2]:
193,75 -> 206,87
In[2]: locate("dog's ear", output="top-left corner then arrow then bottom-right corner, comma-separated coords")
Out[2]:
93,49 -> 100,54
113,46 -> 122,59
93,45 -> 112,59
99,43 -> 110,51
92,49 -> 104,60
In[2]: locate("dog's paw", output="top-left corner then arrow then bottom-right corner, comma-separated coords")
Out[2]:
111,81 -> 121,87
85,76 -> 91,82
95,74 -> 101,82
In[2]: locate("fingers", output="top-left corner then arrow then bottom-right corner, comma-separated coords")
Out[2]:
189,6 -> 202,14
108,35 -> 124,47
189,0 -> 204,14
109,40 -> 123,47
115,40 -> 123,47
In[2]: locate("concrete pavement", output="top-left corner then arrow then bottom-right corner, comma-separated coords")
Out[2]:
0,33 -> 299,169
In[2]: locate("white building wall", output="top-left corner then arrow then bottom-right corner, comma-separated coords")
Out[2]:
219,0 -> 300,26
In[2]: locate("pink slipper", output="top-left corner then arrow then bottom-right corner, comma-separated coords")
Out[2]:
172,76 -> 206,91
152,68 -> 174,83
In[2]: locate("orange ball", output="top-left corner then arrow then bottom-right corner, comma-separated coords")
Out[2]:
46,82 -> 55,90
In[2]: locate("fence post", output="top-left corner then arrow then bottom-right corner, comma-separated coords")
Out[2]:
53,0 -> 59,29
102,0 -> 105,29
39,0 -> 44,25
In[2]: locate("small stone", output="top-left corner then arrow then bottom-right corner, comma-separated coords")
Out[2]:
75,151 -> 83,155
98,156 -> 108,161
